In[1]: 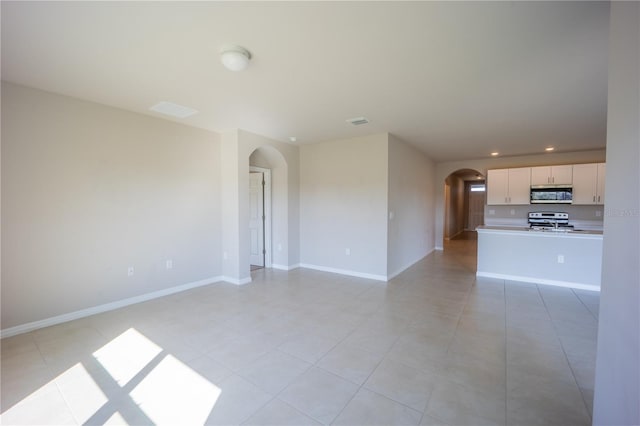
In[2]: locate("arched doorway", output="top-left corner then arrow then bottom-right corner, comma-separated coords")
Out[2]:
248,146 -> 288,271
443,169 -> 485,243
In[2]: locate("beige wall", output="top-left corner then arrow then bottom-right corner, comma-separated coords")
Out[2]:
387,135 -> 436,278
300,133 -> 389,278
1,82 -> 222,330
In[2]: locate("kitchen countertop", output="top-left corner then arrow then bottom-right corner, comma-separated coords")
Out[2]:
477,225 -> 603,237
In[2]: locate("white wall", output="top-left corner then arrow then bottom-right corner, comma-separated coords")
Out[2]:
1,82 -> 222,330
387,135 -> 436,278
300,134 -> 389,279
593,2 -> 640,424
435,149 -> 606,247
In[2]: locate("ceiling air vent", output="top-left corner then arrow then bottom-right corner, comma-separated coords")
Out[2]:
149,101 -> 198,119
346,117 -> 369,126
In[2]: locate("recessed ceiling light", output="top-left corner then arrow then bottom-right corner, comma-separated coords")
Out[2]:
346,117 -> 369,126
491,152 -> 499,156
149,101 -> 198,118
545,147 -> 555,151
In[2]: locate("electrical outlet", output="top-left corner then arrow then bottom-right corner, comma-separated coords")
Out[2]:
557,255 -> 565,264
345,248 -> 351,256
389,211 -> 394,220
489,209 -> 496,215
127,266 -> 134,277
510,209 -> 516,215
277,244 -> 282,252
596,210 -> 602,217
166,259 -> 173,270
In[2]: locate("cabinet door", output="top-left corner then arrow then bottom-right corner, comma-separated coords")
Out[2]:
596,163 -> 606,204
487,169 -> 509,205
508,167 -> 532,204
572,163 -> 598,204
551,165 -> 573,185
531,166 -> 551,185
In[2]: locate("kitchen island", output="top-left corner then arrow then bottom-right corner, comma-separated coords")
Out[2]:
476,225 -> 603,291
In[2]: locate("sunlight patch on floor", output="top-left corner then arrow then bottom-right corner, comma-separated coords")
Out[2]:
3,327 -> 223,425
130,354 -> 222,424
93,328 -> 162,386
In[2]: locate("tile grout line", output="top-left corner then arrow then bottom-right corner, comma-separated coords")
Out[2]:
571,288 -> 599,322
413,274 -> 490,425
536,284 -> 593,420
253,312 -> 381,425
503,279 -> 508,426
29,331 -> 83,425
248,316 -> 352,424
322,306 -> 411,424
415,275 -> 472,425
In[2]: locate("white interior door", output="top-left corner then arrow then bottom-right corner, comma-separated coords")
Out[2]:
249,172 -> 264,267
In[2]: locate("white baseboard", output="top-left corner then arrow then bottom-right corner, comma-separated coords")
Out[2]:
222,276 -> 252,285
447,230 -> 464,240
435,246 -> 444,251
271,263 -> 300,271
387,248 -> 435,281
476,271 -> 600,292
299,263 -> 387,282
0,276 -> 224,339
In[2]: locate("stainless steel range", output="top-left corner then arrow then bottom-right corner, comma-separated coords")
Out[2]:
528,211 -> 572,230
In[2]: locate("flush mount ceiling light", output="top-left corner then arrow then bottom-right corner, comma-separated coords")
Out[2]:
545,147 -> 555,151
220,45 -> 251,71
491,152 -> 499,156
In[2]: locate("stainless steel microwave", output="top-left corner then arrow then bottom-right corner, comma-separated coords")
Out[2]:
530,186 -> 573,204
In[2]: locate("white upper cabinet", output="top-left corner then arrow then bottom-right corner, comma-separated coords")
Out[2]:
487,169 -> 508,205
530,165 -> 573,185
487,167 -> 531,205
573,163 -> 606,204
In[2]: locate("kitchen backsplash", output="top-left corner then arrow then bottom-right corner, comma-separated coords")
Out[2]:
484,204 -> 604,230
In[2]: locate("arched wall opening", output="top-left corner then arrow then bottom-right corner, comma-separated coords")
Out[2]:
443,168 -> 485,243
248,146 -> 289,271
221,129 -> 299,284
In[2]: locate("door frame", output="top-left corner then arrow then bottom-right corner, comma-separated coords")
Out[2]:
250,166 -> 272,268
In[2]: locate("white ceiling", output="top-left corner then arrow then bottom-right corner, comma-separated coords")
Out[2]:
1,1 -> 610,162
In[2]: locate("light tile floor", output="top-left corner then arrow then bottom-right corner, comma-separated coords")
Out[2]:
1,236 -> 598,425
